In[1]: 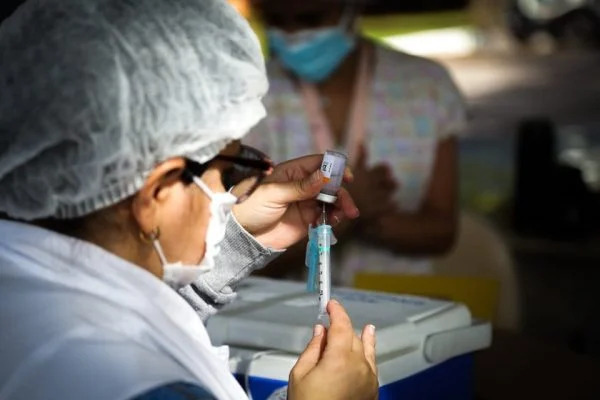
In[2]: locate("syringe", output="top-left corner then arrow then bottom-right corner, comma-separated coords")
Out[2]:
308,150 -> 347,324
316,203 -> 331,323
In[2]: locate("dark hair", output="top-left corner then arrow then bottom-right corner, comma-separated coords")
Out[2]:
0,0 -> 27,23
0,211 -> 90,238
1,201 -> 131,241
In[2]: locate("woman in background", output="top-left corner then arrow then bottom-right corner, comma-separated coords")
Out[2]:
246,0 -> 467,284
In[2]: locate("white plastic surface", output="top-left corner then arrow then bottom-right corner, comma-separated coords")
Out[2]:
424,320 -> 492,364
208,278 -> 490,363
216,279 -> 492,386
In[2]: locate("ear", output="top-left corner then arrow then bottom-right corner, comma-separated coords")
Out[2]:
131,158 -> 187,236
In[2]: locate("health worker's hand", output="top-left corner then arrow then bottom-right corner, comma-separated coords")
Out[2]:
288,300 -> 379,400
232,154 -> 359,250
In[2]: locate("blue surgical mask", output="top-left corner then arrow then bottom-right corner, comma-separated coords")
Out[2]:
267,13 -> 356,83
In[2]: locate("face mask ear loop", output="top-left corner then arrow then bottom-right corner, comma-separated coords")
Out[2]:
140,227 -> 169,266
192,176 -> 215,200
152,238 -> 169,266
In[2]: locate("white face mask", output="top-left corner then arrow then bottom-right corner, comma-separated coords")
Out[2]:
153,176 -> 237,289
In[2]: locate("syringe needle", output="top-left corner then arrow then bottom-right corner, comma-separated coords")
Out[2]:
319,202 -> 327,225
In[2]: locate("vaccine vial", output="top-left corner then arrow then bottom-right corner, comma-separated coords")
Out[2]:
316,150 -> 347,204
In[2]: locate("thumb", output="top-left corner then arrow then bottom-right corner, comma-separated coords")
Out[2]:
361,324 -> 377,374
270,168 -> 325,204
291,325 -> 326,379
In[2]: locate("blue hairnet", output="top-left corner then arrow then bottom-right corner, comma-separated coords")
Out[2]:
0,0 -> 268,220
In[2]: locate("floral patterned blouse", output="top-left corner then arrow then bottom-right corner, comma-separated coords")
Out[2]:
244,43 -> 467,285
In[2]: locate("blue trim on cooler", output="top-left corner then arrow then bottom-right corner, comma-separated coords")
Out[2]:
379,354 -> 473,400
236,354 -> 474,400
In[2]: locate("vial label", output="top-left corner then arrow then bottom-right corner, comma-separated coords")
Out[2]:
320,153 -> 337,182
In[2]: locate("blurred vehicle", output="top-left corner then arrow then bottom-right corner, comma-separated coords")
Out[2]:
508,0 -> 600,47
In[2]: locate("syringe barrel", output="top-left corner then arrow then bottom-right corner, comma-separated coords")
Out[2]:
316,150 -> 347,204
317,225 -> 332,321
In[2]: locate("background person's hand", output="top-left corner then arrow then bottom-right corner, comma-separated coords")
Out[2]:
288,300 -> 379,400
233,154 -> 359,250
346,147 -> 398,222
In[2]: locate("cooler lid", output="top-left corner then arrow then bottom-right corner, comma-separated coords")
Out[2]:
207,278 -> 475,356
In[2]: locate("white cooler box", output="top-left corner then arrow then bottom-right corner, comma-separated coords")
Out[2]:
207,278 -> 492,400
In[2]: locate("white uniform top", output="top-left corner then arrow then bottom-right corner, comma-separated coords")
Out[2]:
0,220 -> 248,400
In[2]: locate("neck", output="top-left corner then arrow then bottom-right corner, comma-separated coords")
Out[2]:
33,209 -> 162,279
316,39 -> 362,95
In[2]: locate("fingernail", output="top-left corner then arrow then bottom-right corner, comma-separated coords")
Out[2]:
313,324 -> 324,337
330,299 -> 339,305
346,168 -> 354,180
312,169 -> 324,184
333,215 -> 341,226
368,324 -> 376,334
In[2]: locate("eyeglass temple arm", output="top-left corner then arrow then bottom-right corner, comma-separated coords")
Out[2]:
214,155 -> 272,171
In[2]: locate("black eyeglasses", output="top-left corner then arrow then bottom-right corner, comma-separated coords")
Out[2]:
183,145 -> 273,204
